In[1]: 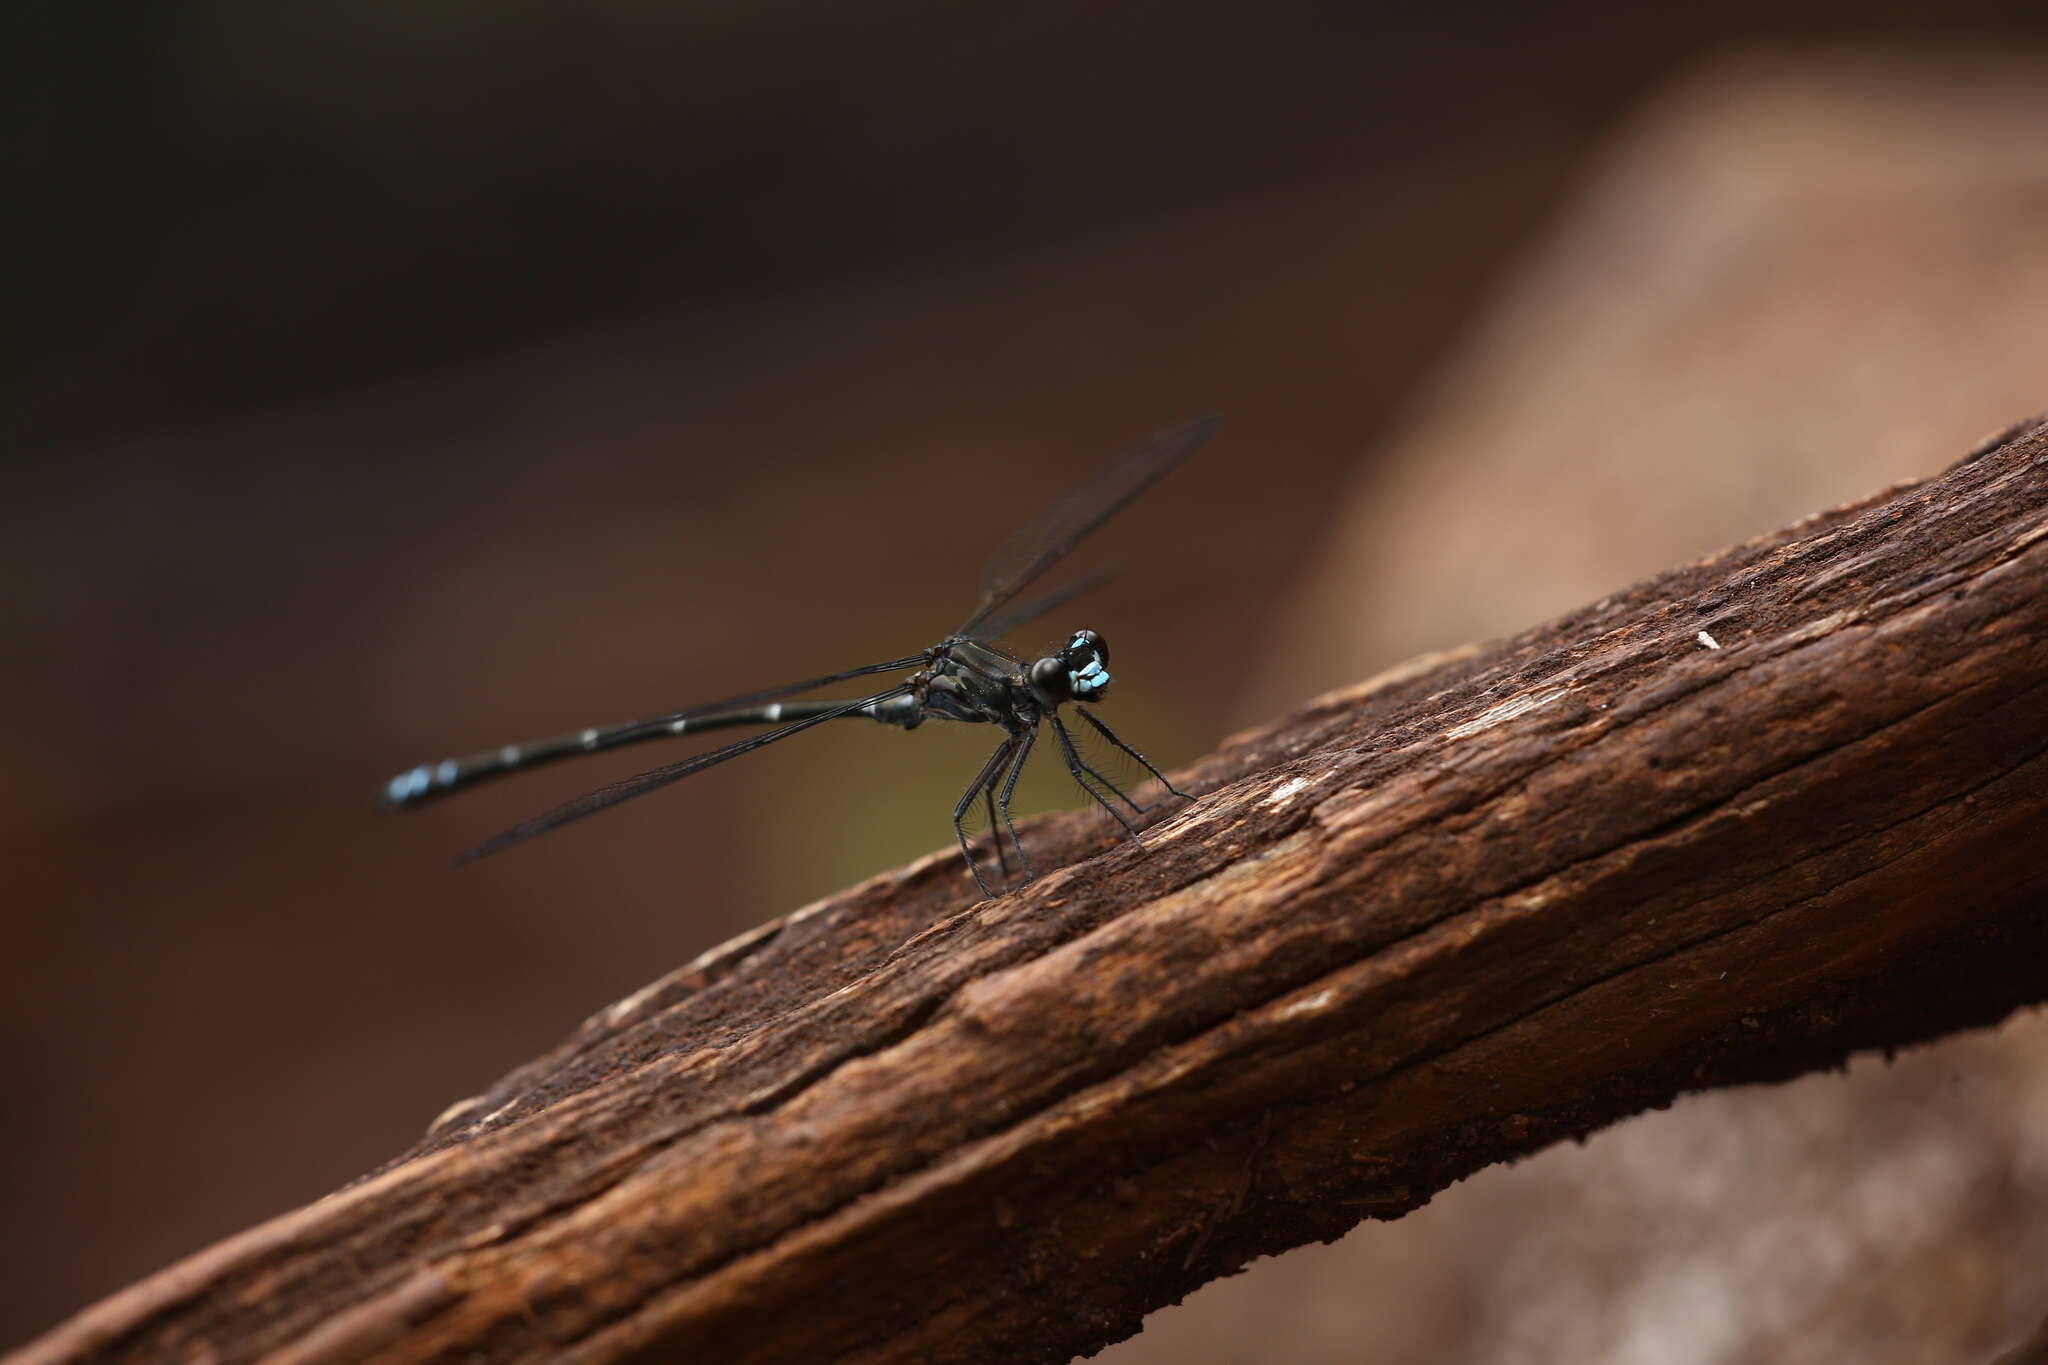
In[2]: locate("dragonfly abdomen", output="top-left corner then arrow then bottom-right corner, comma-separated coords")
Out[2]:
381,694 -> 913,808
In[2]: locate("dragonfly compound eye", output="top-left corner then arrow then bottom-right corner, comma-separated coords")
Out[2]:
1062,631 -> 1111,701
1030,656 -> 1070,700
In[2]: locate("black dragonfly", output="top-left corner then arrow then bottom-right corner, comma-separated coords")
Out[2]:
382,415 -> 1218,897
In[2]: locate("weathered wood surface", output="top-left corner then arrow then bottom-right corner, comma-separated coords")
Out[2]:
16,416 -> 2048,1365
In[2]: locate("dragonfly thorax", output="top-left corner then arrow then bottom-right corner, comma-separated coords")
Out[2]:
1030,629 -> 1111,707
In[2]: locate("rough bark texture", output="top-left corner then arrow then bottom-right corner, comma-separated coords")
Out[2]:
16,416 -> 2048,1365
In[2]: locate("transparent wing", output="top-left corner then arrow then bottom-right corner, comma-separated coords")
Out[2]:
655,654 -> 926,719
459,683 -> 913,861
956,414 -> 1218,637
973,563 -> 1118,642
382,653 -> 924,810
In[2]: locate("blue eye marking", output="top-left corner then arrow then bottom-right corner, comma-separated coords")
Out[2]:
1070,659 -> 1109,694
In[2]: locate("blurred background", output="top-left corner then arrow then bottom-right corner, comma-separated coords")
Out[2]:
6,3 -> 2048,1360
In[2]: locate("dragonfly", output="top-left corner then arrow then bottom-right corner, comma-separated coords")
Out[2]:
381,414 -> 1219,897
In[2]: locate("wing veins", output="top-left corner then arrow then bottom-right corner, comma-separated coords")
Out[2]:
956,414 -> 1218,636
460,683 -> 913,861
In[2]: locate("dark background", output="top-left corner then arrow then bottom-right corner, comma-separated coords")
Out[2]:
6,1 -> 2047,1357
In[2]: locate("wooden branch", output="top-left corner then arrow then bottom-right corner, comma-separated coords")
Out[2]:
17,417 -> 2048,1365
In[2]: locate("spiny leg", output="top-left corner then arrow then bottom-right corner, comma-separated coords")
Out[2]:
982,785 -> 1011,878
1050,714 -> 1141,837
1049,712 -> 1148,816
995,724 -> 1038,883
1076,707 -> 1189,800
953,734 -> 1019,899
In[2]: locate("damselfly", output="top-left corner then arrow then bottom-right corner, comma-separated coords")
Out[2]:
382,415 -> 1218,897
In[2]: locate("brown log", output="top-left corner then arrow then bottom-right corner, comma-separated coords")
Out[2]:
15,415 -> 2048,1365
1994,1308 -> 2048,1365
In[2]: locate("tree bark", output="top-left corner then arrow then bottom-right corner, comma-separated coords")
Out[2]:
16,416 -> 2048,1365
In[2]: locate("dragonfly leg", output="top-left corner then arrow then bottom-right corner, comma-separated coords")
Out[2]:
982,786 -> 1010,879
1050,714 -> 1141,837
1049,712 -> 1148,815
954,734 -> 1019,899
1075,708 -> 1189,801
995,724 -> 1038,883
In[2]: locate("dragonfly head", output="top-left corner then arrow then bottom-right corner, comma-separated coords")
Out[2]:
1030,629 -> 1111,706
